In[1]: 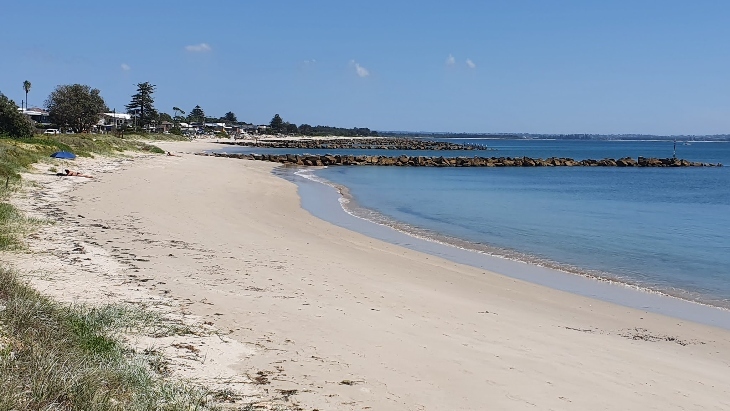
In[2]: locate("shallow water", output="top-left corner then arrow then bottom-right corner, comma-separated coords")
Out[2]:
218,139 -> 730,312
276,166 -> 730,330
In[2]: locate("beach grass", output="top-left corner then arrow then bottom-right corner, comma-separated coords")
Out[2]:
0,134 -> 166,185
0,266 -> 217,410
0,202 -> 43,251
0,134 -> 166,249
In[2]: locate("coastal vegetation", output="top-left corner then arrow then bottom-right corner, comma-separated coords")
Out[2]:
0,267 -> 217,410
0,134 -> 228,409
22,80 -> 31,110
126,82 -> 158,129
11,78 -> 377,137
0,134 -> 164,250
46,84 -> 109,133
0,92 -> 33,138
268,113 -> 377,137
188,105 -> 205,124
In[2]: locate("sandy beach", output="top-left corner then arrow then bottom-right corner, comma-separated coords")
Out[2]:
4,140 -> 730,410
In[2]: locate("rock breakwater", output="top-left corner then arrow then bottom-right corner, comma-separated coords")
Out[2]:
216,138 -> 489,151
202,153 -> 721,167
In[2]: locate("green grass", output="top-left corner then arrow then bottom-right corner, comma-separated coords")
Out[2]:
0,267 -> 218,411
0,134 -> 167,185
0,134 -> 242,410
0,134 -> 167,249
0,203 -> 48,251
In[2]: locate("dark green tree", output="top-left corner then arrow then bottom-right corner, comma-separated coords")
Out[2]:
0,92 -> 33,138
45,84 -> 108,133
298,123 -> 312,135
172,106 -> 185,122
158,112 -> 173,123
189,105 -> 205,123
126,82 -> 157,129
22,80 -> 31,109
285,122 -> 298,134
223,111 -> 237,123
270,114 -> 283,132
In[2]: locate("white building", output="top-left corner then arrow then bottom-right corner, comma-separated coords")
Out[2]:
99,112 -> 132,131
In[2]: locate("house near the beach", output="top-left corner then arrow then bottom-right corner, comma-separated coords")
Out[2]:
156,121 -> 174,133
17,107 -> 51,126
99,112 -> 132,131
204,122 -> 226,132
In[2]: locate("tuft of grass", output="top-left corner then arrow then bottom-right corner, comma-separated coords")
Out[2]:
0,202 -> 47,251
0,267 -> 218,410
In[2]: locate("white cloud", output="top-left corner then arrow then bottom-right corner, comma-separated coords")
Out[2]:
304,59 -> 316,65
185,43 -> 212,52
121,63 -> 130,71
356,64 -> 369,77
466,58 -> 476,69
350,60 -> 370,77
446,54 -> 455,65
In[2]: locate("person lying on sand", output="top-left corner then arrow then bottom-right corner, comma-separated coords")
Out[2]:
59,169 -> 94,178
167,151 -> 180,157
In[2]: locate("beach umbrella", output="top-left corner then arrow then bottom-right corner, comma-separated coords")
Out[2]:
50,151 -> 76,159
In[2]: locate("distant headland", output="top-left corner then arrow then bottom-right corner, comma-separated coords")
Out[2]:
375,132 -> 730,142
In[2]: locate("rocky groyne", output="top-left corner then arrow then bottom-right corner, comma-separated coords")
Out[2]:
216,138 -> 489,151
202,153 -> 721,167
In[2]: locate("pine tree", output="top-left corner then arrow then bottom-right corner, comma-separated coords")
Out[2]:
270,114 -> 283,132
126,82 -> 157,129
189,105 -> 205,123
223,111 -> 237,123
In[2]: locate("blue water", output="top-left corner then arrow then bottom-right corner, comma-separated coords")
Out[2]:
216,139 -> 730,308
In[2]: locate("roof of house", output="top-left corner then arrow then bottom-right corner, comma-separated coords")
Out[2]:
18,107 -> 48,116
103,112 -> 132,120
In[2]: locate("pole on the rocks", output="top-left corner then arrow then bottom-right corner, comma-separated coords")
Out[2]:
673,139 -> 677,159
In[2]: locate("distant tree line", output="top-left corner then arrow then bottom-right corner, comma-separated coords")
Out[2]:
2,78 -> 382,138
267,113 -> 377,137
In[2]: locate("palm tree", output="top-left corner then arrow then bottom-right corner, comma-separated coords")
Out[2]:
172,106 -> 184,121
22,80 -> 31,110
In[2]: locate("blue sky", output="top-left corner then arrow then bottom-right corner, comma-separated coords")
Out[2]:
2,0 -> 729,135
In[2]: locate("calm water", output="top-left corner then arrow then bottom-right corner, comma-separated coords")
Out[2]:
219,139 -> 730,308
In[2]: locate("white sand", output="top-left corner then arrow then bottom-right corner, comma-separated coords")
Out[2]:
4,140 -> 730,410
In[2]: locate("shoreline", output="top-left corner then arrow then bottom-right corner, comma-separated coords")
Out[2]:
291,166 -> 730,314
5,140 -> 730,410
284,166 -> 730,329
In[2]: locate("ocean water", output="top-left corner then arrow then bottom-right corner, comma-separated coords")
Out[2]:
217,139 -> 730,310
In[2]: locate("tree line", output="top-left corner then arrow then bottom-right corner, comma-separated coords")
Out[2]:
267,113 -> 377,137
1,80 -> 377,138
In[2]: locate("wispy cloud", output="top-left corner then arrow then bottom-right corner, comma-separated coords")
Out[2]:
446,54 -> 455,65
185,43 -> 212,52
121,63 -> 131,71
466,58 -> 476,69
350,60 -> 370,77
356,64 -> 370,77
304,59 -> 317,65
